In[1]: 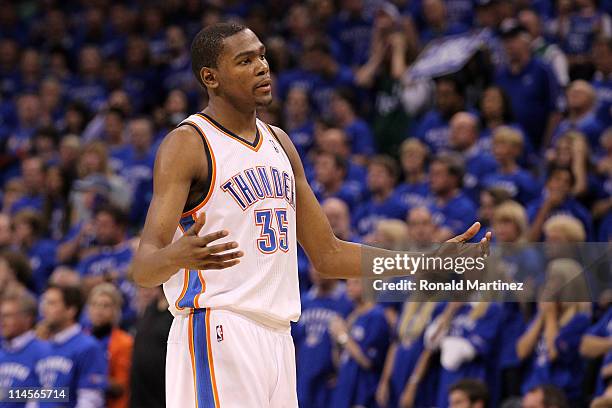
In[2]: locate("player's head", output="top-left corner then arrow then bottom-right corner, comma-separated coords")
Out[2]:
449,379 -> 489,408
0,290 -> 37,340
191,23 -> 272,108
41,284 -> 84,332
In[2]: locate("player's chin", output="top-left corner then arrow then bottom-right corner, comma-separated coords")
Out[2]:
254,93 -> 274,107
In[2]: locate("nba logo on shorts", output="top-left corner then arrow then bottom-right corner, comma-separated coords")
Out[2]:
216,325 -> 224,342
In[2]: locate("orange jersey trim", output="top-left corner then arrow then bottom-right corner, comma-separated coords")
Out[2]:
181,120 -> 217,218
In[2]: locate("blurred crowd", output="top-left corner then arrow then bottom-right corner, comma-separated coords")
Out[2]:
0,0 -> 611,407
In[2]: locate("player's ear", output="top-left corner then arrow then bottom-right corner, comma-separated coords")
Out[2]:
201,67 -> 219,89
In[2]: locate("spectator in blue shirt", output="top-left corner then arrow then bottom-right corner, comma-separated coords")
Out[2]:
328,0 -> 372,67
483,126 -> 541,205
329,278 -> 390,408
527,166 -> 594,241
416,75 -> 467,153
448,111 -> 498,204
428,153 -> 478,241
10,156 -> 46,214
283,86 -> 315,160
70,46 -> 108,112
1,94 -> 42,183
12,210 -> 57,294
517,264 -> 591,405
312,152 -> 365,211
553,80 -> 605,152
420,0 -> 469,44
426,302 -> 503,408
495,19 -> 562,150
376,302 -> 445,408
0,290 -> 50,408
478,85 -> 538,167
591,36 -> 612,128
580,307 -> 612,397
395,138 -> 431,209
76,205 -> 135,325
353,155 -> 407,236
293,267 -> 353,408
330,87 -> 376,161
37,284 -> 107,408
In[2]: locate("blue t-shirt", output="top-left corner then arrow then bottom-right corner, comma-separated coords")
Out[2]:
293,285 -> 354,408
0,331 -> 50,408
37,326 -> 107,408
587,308 -> 612,396
461,148 -> 499,205
312,179 -> 366,211
527,196 -> 594,241
28,239 -> 58,295
482,168 -> 541,205
599,212 -> 612,242
592,74 -> 612,127
415,109 -> 451,154
389,302 -> 446,408
353,193 -> 409,236
563,13 -> 603,56
552,112 -> 605,153
328,12 -> 372,66
394,181 -> 430,209
521,312 -> 590,401
344,119 -> 375,157
495,58 -> 561,148
437,303 -> 503,408
331,305 -> 390,408
428,191 -> 478,237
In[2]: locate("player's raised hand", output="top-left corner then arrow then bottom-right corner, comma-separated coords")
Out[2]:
445,222 -> 492,258
170,212 -> 244,270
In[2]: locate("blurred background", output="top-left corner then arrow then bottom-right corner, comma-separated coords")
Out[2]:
0,0 -> 611,407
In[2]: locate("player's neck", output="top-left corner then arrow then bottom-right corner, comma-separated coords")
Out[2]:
203,100 -> 258,143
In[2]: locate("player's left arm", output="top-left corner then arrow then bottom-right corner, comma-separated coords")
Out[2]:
269,126 -> 490,279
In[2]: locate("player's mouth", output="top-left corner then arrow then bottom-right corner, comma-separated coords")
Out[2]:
255,79 -> 272,93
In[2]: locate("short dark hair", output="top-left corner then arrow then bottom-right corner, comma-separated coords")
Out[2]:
432,152 -> 465,188
546,165 -> 575,187
46,284 -> 84,321
450,379 -> 489,406
527,384 -> 569,408
191,23 -> 247,87
369,155 -> 400,182
94,204 -> 128,228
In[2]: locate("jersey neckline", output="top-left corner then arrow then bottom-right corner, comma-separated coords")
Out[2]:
197,112 -> 263,152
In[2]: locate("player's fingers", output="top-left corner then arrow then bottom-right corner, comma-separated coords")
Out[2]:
458,222 -> 480,242
205,251 -> 244,263
205,259 -> 241,269
198,229 -> 229,246
199,242 -> 240,256
186,213 -> 206,236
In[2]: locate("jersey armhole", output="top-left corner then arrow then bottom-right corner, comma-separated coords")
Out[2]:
178,122 -> 215,216
264,123 -> 292,163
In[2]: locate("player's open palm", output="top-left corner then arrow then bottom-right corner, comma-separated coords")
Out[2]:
171,212 -> 244,270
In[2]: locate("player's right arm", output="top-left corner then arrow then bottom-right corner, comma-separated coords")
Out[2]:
130,126 -> 243,288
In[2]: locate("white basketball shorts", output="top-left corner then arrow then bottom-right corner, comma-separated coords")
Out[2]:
165,308 -> 298,407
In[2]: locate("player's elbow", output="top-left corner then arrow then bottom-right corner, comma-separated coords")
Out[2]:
129,260 -> 158,288
311,238 -> 343,279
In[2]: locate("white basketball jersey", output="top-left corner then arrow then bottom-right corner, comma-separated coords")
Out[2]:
163,113 -> 300,328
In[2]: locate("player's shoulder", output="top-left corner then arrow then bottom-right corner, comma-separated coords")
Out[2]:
159,123 -> 206,154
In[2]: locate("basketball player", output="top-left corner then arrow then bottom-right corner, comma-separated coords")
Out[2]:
130,23 -> 491,407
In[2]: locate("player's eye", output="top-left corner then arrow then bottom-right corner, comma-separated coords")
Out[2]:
241,59 -> 250,65
259,54 -> 266,60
